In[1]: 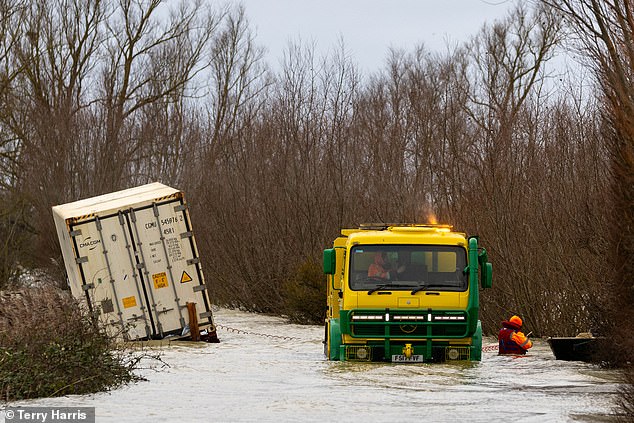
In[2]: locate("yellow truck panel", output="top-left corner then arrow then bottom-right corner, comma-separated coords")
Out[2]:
323,223 -> 492,362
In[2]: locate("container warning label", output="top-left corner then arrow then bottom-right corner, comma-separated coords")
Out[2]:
122,296 -> 137,308
152,272 -> 169,289
180,271 -> 192,283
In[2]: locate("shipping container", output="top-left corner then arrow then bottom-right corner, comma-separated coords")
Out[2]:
52,182 -> 215,341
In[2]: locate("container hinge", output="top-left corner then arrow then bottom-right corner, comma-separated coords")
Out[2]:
193,285 -> 206,293
187,258 -> 200,265
174,204 -> 187,212
180,231 -> 193,239
82,283 -> 95,291
69,229 -> 82,237
199,311 -> 213,319
76,256 -> 88,264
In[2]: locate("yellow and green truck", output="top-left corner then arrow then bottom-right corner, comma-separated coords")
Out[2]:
323,224 -> 492,362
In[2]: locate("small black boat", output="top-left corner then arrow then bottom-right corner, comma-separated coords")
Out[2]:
546,336 -> 603,362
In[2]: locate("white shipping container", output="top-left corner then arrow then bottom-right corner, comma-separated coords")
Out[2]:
52,182 -> 214,340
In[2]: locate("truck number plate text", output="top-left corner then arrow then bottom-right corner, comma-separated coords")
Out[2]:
392,354 -> 424,363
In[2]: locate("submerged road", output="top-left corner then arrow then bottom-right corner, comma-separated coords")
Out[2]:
1,308 -> 623,422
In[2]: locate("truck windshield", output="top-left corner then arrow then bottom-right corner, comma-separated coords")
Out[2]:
349,245 -> 467,292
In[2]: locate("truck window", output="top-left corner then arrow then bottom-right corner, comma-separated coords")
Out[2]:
349,245 -> 467,292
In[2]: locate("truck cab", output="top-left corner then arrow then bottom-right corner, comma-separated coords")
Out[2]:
323,224 -> 492,362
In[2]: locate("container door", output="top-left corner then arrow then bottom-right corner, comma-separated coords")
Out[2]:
70,213 -> 153,340
127,200 -> 211,337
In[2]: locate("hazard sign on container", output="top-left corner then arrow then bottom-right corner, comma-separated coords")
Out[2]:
180,271 -> 192,283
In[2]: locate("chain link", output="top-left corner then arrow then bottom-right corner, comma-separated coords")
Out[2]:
215,323 -> 303,341
215,315 -> 499,350
482,344 -> 499,352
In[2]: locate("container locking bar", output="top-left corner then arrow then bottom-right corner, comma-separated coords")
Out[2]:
95,216 -> 126,332
152,202 -> 185,327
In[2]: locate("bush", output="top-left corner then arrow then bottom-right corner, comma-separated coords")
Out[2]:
0,287 -> 144,401
283,261 -> 325,325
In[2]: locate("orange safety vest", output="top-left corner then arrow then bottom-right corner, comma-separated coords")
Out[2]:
368,263 -> 389,279
498,325 -> 533,355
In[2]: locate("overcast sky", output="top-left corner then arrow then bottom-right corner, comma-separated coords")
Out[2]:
228,0 -> 517,73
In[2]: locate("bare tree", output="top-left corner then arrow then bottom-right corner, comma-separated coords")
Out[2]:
205,5 -> 268,164
95,0 -> 217,192
0,0 -> 221,272
541,4 -> 634,416
0,0 -> 31,288
461,3 -> 563,329
0,0 -> 27,191
3,0 -> 106,269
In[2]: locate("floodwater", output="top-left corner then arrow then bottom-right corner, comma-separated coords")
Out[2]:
1,308 -> 623,422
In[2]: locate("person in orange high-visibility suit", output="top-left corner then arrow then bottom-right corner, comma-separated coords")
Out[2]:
368,252 -> 404,280
498,315 -> 533,355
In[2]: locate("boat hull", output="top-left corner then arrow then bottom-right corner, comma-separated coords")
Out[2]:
546,337 -> 602,362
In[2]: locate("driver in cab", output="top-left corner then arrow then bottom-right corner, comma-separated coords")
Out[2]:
368,252 -> 405,280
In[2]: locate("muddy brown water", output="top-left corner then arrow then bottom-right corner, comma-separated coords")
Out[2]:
1,309 -> 623,422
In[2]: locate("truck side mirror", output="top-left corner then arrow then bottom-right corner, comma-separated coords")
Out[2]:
477,248 -> 492,289
323,248 -> 336,274
481,262 -> 492,289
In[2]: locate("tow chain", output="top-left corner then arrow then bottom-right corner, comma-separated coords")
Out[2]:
215,323 -> 303,341
217,322 -> 499,351
482,344 -> 499,352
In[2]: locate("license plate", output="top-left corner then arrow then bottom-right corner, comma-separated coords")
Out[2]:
392,354 -> 424,363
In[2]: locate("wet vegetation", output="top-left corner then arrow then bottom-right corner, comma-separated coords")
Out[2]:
283,261 -> 325,325
0,287 -> 143,401
0,0 -> 631,414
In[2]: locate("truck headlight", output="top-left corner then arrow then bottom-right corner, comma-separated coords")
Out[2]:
356,347 -> 369,360
345,345 -> 372,361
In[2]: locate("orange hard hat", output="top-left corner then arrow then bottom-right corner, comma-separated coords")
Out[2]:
509,315 -> 523,327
